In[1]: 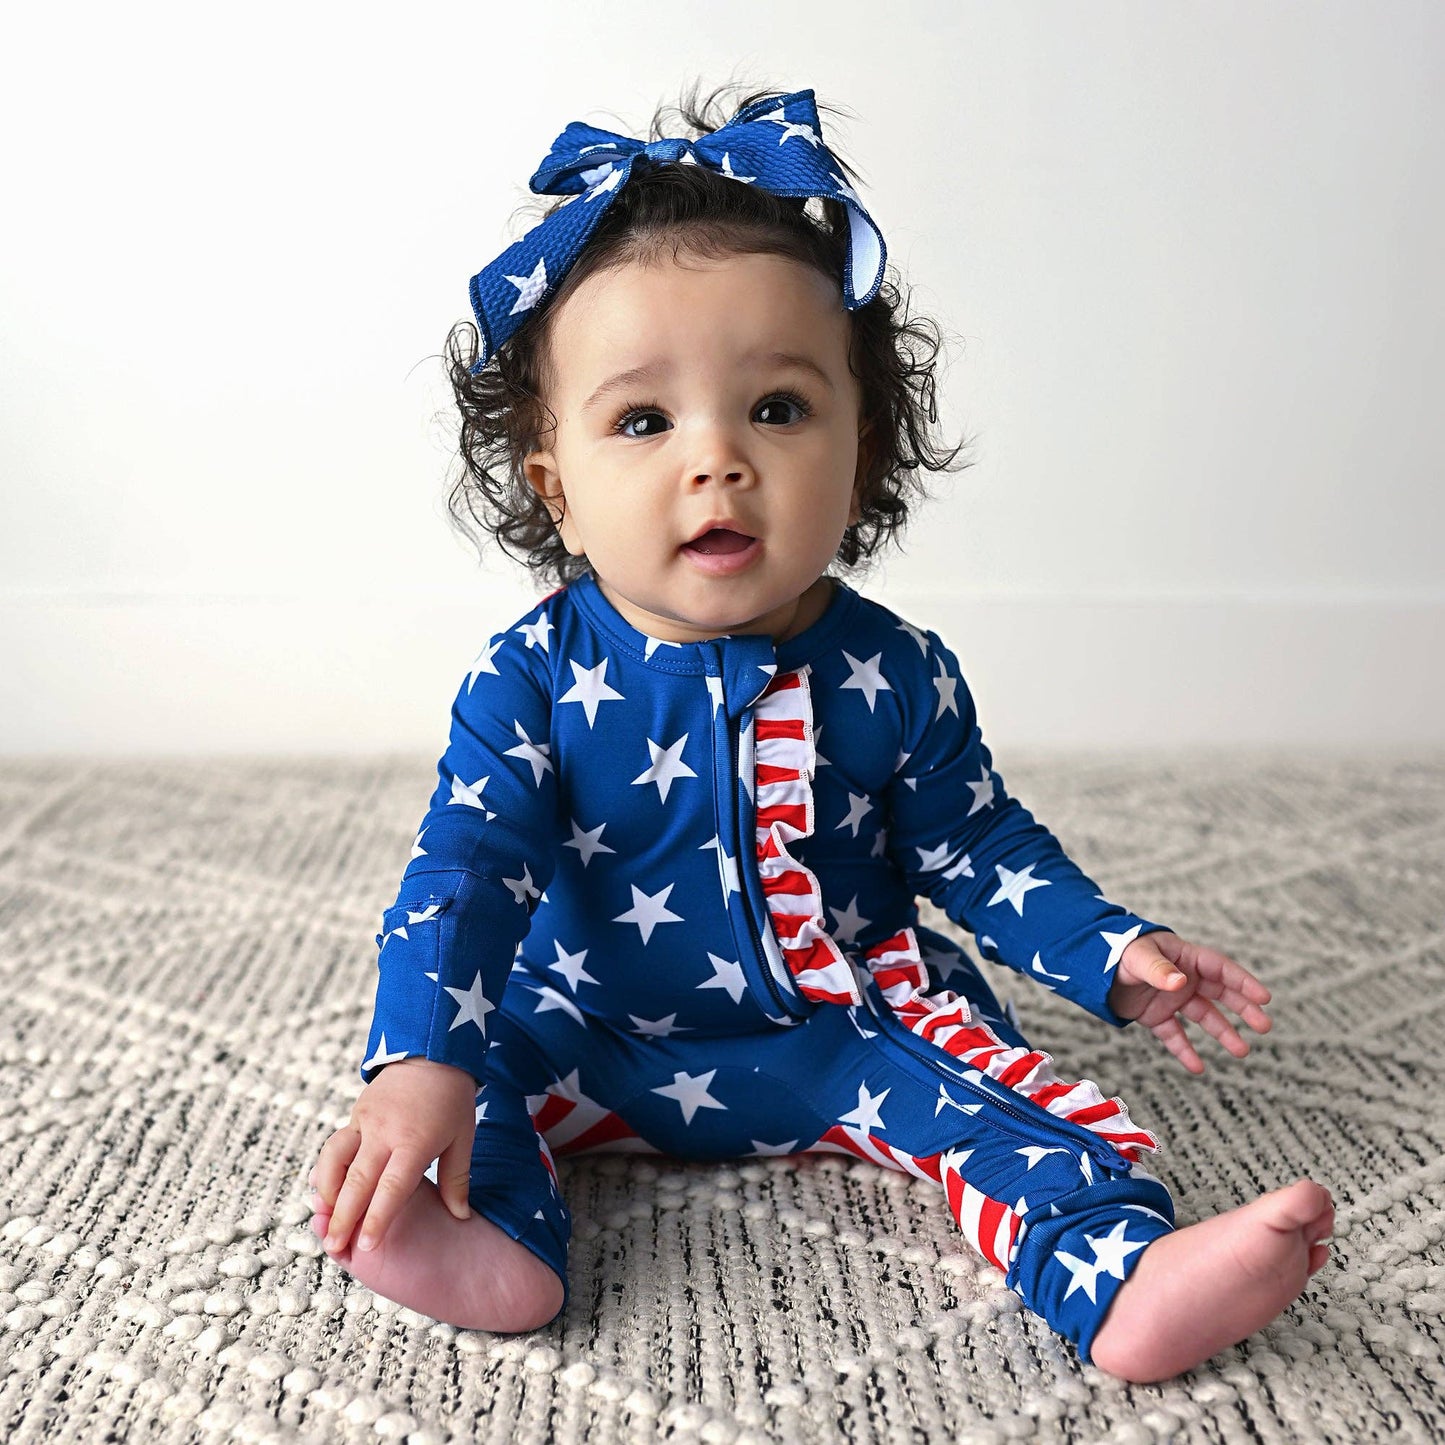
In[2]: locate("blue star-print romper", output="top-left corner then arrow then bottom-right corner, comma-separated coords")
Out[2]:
360,574 -> 1178,1364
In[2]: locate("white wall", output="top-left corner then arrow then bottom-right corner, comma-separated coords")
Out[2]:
3,1 -> 1441,755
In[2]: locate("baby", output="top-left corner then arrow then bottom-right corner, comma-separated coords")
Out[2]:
309,82 -> 1334,1382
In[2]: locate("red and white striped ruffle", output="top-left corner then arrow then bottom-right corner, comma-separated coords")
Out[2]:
751,668 -> 1161,1163
753,668 -> 866,1007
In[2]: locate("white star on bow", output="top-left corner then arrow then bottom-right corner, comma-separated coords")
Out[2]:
632,734 -> 697,803
613,882 -> 683,943
652,1069 -> 727,1125
558,657 -> 625,727
988,862 -> 1052,916
504,721 -> 554,786
840,651 -> 892,712
504,256 -> 549,316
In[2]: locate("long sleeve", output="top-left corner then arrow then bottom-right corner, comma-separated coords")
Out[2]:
360,628 -> 561,1086
883,627 -> 1173,1028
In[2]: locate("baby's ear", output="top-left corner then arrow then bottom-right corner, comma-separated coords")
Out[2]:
523,449 -> 566,526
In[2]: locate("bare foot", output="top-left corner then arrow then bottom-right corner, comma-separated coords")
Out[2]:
309,1178 -> 565,1334
1089,1178 -> 1334,1383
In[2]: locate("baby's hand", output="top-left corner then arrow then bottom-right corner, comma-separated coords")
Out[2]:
1107,931 -> 1273,1074
310,1057 -> 479,1255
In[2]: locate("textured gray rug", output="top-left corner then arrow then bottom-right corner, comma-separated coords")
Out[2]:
0,751 -> 1442,1444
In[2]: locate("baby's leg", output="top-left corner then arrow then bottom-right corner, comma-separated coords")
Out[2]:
852,961 -> 1333,1379
312,1018 -> 571,1334
1087,1178 -> 1333,1383
310,1175 -> 564,1334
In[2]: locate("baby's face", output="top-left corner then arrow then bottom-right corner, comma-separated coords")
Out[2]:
523,250 -> 868,644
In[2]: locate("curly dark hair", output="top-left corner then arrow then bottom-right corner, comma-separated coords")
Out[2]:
441,78 -> 976,589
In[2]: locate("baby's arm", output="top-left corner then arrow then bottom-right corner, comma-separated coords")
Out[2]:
884,626 -> 1172,1029
316,619 -> 561,1252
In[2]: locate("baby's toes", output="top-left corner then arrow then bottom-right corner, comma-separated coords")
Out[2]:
1263,1179 -> 1332,1235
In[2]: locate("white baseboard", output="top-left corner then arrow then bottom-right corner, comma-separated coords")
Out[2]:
1,590 -> 1440,754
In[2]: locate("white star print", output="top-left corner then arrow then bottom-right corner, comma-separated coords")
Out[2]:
379,901 -> 444,948
504,721 -> 554,787
932,660 -> 959,719
1087,1219 -> 1152,1280
702,837 -> 741,898
1017,1145 -> 1073,1171
988,862 -> 1052,916
558,657 -> 625,727
896,620 -> 929,655
1030,951 -> 1069,982
814,724 -> 832,768
705,675 -> 725,717
652,1069 -> 727,1125
525,981 -> 586,1028
410,828 -> 429,862
504,256 -> 549,315
515,612 -> 554,652
627,1011 -> 692,1038
642,635 -> 683,661
717,152 -> 757,184
361,1034 -> 408,1073
546,941 -> 597,992
836,792 -> 873,838
1054,1220 -> 1149,1303
1101,923 -> 1145,976
838,1081 -> 890,1133
748,1138 -> 801,1155
613,882 -> 683,944
916,840 -> 961,874
448,773 -> 493,816
933,1083 -> 980,1119
840,651 -> 892,712
632,734 -> 697,803
966,765 -> 996,816
565,818 -> 615,867
828,894 -> 870,944
942,851 -> 975,882
583,162 -> 625,199
443,972 -> 495,1036
698,952 -> 746,1005
467,636 -> 504,689
503,864 -> 540,907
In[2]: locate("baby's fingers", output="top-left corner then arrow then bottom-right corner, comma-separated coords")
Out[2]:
354,1153 -> 427,1253
312,1124 -> 361,1209
1180,995 -> 1252,1059
1153,1016 -> 1205,1074
324,1142 -> 389,1255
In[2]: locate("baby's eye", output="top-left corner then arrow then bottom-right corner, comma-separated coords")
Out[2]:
755,392 -> 813,426
613,407 -> 668,440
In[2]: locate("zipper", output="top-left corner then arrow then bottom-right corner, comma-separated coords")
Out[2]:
866,986 -> 1133,1171
727,705 -> 808,1022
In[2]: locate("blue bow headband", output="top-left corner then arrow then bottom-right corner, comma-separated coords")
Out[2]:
466,87 -> 887,374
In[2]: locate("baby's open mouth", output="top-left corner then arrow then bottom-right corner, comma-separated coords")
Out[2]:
684,528 -> 756,555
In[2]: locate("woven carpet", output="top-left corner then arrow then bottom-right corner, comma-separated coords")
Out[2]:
0,751 -> 1442,1444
